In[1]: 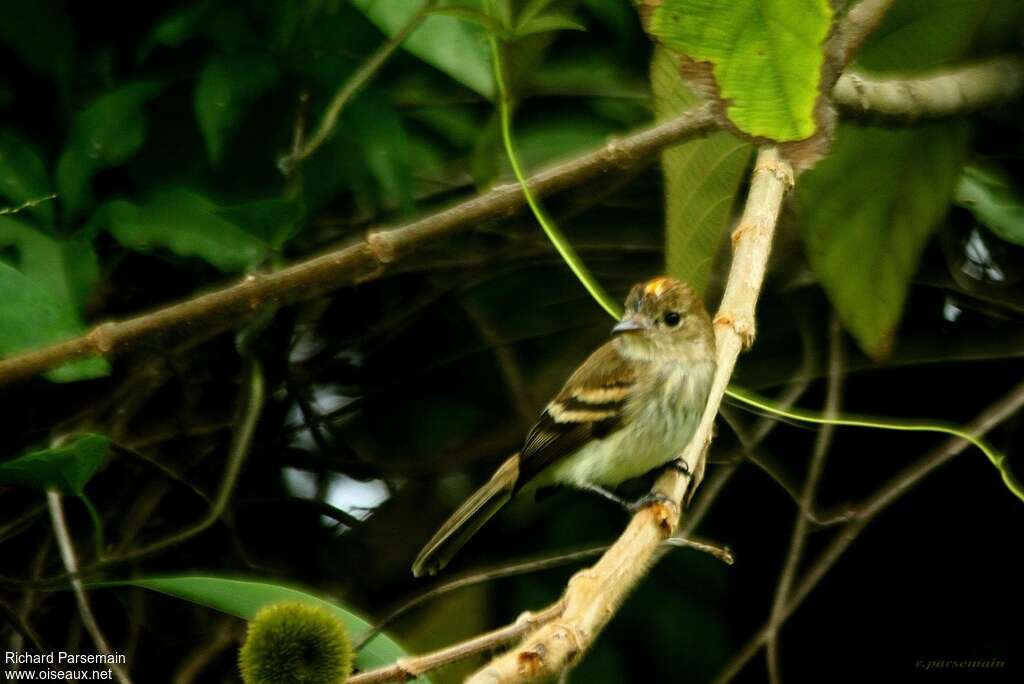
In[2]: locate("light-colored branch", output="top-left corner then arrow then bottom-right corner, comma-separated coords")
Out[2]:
48,491 -> 133,684
348,601 -> 565,684
765,316 -> 844,684
711,377 -> 1024,684
0,104 -> 717,387
834,57 -> 1024,118
464,147 -> 793,684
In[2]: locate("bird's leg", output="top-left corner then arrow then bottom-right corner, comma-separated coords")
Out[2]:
578,483 -> 675,515
624,459 -> 692,512
626,491 -> 674,513
576,483 -> 633,511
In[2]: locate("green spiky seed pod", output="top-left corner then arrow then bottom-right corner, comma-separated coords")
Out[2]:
239,602 -> 353,684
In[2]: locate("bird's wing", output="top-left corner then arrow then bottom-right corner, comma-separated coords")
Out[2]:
516,342 -> 637,487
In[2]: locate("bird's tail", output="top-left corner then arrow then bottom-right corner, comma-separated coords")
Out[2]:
412,454 -> 520,577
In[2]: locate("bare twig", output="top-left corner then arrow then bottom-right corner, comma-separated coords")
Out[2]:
0,104 -> 717,386
765,316 -> 844,684
464,147 -> 793,683
279,1 -> 437,173
171,619 -> 240,684
348,601 -> 565,684
102,362 -> 264,564
834,57 -> 1024,118
711,378 -> 1024,684
48,490 -> 133,684
0,192 -> 58,216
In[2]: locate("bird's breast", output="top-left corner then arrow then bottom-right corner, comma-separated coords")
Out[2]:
545,360 -> 714,488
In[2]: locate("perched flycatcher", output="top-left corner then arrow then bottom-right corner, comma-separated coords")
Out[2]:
412,276 -> 715,577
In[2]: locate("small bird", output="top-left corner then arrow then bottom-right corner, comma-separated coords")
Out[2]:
412,276 -> 716,577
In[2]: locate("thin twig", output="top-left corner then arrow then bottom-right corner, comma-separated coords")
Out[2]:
171,619 -> 240,684
0,104 -> 717,386
710,378 -> 1024,684
348,601 -> 565,684
279,1 -> 437,173
48,490 -> 133,684
355,546 -> 605,650
765,316 -> 844,684
101,362 -> 264,563
0,192 -> 58,216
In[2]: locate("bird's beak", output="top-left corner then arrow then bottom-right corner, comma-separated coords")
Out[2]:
611,316 -> 646,336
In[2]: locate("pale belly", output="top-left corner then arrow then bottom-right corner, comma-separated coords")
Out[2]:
542,409 -> 701,487
535,361 -> 713,489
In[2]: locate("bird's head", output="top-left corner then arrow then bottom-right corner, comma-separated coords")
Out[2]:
611,277 -> 714,362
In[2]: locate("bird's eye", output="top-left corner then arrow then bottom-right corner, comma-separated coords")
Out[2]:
663,311 -> 681,327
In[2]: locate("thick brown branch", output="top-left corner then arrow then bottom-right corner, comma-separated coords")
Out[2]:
464,148 -> 794,683
0,104 -> 717,387
834,56 -> 1024,118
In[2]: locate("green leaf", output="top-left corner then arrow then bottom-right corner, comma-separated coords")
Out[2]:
0,132 -> 54,227
0,0 -> 75,90
429,6 -> 506,35
194,54 -> 280,163
954,165 -> 1024,246
857,0 -> 1024,72
346,92 -> 414,212
352,0 -> 494,98
652,47 -> 751,294
57,82 -> 161,219
0,218 -> 108,382
514,14 -> 586,37
118,576 -> 429,681
797,121 -> 969,358
0,434 -> 110,496
214,198 -> 305,249
649,0 -> 832,141
100,189 -> 271,272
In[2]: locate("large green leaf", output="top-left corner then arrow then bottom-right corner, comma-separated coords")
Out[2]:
120,576 -> 429,681
346,91 -> 414,212
651,47 -> 751,294
214,198 -> 305,250
0,434 -> 110,496
797,122 -> 969,358
796,0 -> 1018,358
856,0 -> 1024,73
57,82 -> 161,219
352,0 -> 494,98
194,54 -> 280,163
649,0 -> 832,141
0,132 -> 54,227
0,0 -> 75,91
100,189 -> 273,272
954,165 -> 1024,246
0,218 -> 108,382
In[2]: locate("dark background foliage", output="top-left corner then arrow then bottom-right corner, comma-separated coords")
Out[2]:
1,1 -> 1022,682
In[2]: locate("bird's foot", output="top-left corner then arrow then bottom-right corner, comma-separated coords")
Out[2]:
667,458 -> 692,477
